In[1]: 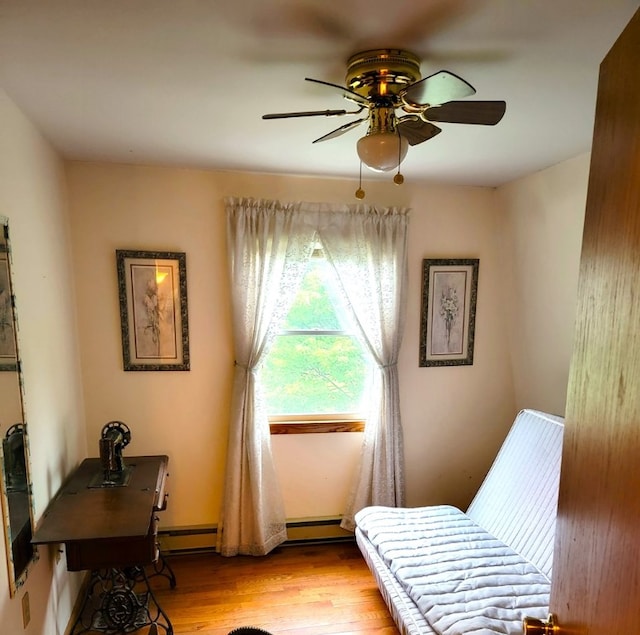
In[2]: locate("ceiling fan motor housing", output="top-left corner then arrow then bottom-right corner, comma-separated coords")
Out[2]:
345,49 -> 422,99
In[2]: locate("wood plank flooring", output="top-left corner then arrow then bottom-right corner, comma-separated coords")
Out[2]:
150,541 -> 399,635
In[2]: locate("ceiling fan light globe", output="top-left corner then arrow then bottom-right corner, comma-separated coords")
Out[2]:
357,133 -> 408,172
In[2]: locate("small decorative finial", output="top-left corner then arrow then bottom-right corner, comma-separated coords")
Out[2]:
393,173 -> 404,185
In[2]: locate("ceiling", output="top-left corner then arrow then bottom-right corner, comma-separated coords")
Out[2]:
0,0 -> 638,187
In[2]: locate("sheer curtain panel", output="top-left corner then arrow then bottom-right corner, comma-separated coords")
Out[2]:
318,207 -> 409,530
220,198 -> 316,555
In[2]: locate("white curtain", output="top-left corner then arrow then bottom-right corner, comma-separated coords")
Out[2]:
220,197 -> 316,556
318,206 -> 409,530
221,198 -> 409,553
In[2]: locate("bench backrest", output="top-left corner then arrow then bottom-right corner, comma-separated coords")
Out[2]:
466,408 -> 564,579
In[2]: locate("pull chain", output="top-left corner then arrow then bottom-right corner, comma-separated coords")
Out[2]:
394,131 -> 404,185
355,160 -> 365,199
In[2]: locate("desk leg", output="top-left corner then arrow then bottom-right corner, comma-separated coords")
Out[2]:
70,566 -> 173,635
146,552 -> 177,589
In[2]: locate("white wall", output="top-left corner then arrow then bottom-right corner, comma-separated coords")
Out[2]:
497,154 -> 589,416
0,91 -> 86,635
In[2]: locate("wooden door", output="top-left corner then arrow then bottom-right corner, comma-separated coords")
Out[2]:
549,7 -> 640,634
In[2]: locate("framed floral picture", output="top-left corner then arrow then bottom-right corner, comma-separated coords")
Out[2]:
0,247 -> 18,372
116,249 -> 190,371
419,258 -> 479,367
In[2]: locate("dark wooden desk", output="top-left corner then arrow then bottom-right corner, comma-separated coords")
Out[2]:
33,455 -> 175,634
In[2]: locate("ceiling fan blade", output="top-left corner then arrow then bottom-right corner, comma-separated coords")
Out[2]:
397,117 -> 442,146
400,70 -> 476,107
262,109 -> 350,120
424,100 -> 506,125
312,118 -> 368,143
305,77 -> 370,105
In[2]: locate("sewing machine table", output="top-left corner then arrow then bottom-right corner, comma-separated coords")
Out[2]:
32,455 -> 175,634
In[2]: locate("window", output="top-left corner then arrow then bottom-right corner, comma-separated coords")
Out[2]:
260,249 -> 372,433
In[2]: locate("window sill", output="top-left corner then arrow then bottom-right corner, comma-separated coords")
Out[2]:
269,420 -> 365,434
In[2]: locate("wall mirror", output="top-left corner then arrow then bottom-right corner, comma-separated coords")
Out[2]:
0,218 -> 37,595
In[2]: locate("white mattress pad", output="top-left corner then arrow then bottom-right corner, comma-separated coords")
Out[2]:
355,504 -> 550,635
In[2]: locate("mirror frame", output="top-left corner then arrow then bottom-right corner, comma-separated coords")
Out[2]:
0,216 -> 38,596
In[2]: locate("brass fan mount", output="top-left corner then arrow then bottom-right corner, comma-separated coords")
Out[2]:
345,49 -> 422,100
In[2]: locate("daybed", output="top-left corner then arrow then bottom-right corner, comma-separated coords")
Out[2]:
355,408 -> 564,635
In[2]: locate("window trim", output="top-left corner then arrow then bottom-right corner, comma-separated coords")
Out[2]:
269,414 -> 365,434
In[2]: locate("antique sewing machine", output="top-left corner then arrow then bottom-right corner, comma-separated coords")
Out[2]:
32,421 -> 175,634
89,420 -> 133,488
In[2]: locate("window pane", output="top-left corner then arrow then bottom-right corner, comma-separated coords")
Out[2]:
261,334 -> 370,415
283,258 -> 341,331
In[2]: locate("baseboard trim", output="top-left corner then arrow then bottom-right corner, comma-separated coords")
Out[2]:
158,517 -> 353,555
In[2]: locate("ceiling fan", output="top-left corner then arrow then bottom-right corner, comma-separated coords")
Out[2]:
262,48 -> 506,192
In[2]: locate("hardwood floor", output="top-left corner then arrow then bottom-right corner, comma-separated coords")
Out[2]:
150,541 -> 399,635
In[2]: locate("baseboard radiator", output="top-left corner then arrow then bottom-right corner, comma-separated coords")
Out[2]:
157,517 -> 353,555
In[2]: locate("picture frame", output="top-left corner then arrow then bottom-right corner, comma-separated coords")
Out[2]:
116,249 -> 190,371
419,258 -> 479,367
0,246 -> 18,372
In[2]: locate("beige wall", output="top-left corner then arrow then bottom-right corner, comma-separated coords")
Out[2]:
66,162 -> 516,527
497,154 -> 589,416
0,91 -> 86,635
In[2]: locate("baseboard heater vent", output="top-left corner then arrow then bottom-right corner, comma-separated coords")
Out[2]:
158,517 -> 353,555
